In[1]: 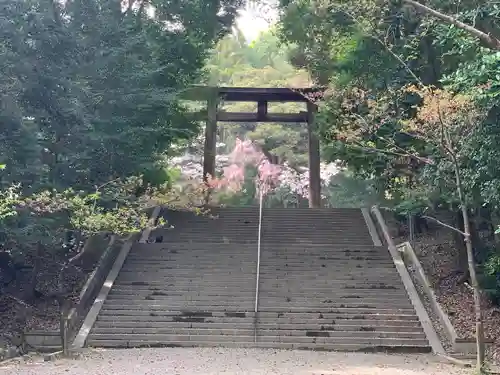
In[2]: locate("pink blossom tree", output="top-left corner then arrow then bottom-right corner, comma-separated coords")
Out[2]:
207,138 -> 281,201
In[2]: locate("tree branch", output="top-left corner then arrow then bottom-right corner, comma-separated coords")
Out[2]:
422,215 -> 467,236
344,138 -> 433,163
339,113 -> 434,165
403,0 -> 500,50
2,292 -> 35,308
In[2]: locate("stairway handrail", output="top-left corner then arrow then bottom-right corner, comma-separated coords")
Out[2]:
371,205 -> 444,354
253,189 -> 263,343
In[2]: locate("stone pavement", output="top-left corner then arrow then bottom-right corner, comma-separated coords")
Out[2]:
1,348 -> 472,375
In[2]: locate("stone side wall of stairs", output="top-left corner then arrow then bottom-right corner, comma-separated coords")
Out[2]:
87,207 -> 431,352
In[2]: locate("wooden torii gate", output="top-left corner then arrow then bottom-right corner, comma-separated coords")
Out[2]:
182,86 -> 323,208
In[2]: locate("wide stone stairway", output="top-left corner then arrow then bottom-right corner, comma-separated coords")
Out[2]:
87,207 -> 431,352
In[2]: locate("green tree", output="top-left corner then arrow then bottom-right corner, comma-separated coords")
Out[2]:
0,0 -> 242,192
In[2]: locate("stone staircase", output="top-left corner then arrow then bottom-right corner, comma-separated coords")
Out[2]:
87,207 -> 431,352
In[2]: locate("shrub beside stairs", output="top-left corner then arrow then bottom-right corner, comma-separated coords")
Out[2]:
86,207 -> 431,352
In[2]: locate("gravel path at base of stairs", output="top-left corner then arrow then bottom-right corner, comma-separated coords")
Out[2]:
1,348 -> 472,375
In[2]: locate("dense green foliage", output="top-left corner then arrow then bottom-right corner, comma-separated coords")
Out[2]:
0,0 -> 241,298
0,0 -> 241,192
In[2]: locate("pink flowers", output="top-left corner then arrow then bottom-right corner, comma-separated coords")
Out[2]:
209,138 -> 282,196
258,159 -> 281,194
228,138 -> 264,166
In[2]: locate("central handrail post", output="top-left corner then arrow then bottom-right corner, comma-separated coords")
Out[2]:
254,188 -> 264,343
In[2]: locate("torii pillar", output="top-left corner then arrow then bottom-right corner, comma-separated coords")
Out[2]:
203,95 -> 217,182
307,101 -> 321,208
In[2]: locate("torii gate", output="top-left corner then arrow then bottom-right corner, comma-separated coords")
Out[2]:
182,86 -> 323,208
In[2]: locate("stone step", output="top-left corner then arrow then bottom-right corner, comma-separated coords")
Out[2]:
125,254 -> 383,260
259,271 -> 398,276
99,305 -> 417,315
114,277 -> 402,284
123,258 -> 395,264
95,315 -> 420,325
90,327 -> 426,339
105,297 -> 412,308
157,233 -> 368,239
126,253 -> 387,264
105,295 -> 413,305
109,288 -> 408,301
123,258 -> 390,263
164,209 -> 361,215
121,265 -> 394,271
122,261 -> 394,267
101,304 -> 414,312
151,257 -> 378,262
93,321 -> 424,332
263,216 -> 367,221
108,292 -> 406,299
113,282 -> 404,291
115,273 -> 401,280
121,268 -> 395,274
128,250 -> 385,255
118,268 -> 397,274
156,239 -> 374,246
261,228 -> 368,233
120,264 -> 395,270
160,214 -> 365,222
112,282 -> 403,290
261,209 -> 362,213
108,288 -> 409,298
158,232 -> 372,237
163,214 -> 365,221
87,333 -> 429,347
126,251 -> 387,256
106,288 -> 408,297
162,220 -> 362,226
133,243 -> 381,249
259,276 -> 402,281
113,280 -> 402,287
157,228 -> 368,234
108,291 -> 408,299
166,219 -> 374,224
96,309 -> 417,317
166,225 -> 367,230
86,338 -> 431,353
158,239 -> 372,243
125,257 -> 386,262
127,248 -> 387,254
260,285 -> 402,291
95,317 -> 421,327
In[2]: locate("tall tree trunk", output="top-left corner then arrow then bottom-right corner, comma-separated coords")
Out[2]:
453,210 -> 469,279
452,157 -> 485,371
25,242 -> 43,303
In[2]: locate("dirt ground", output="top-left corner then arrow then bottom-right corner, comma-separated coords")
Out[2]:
407,231 -> 500,364
0,247 -> 95,348
0,348 -> 474,375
